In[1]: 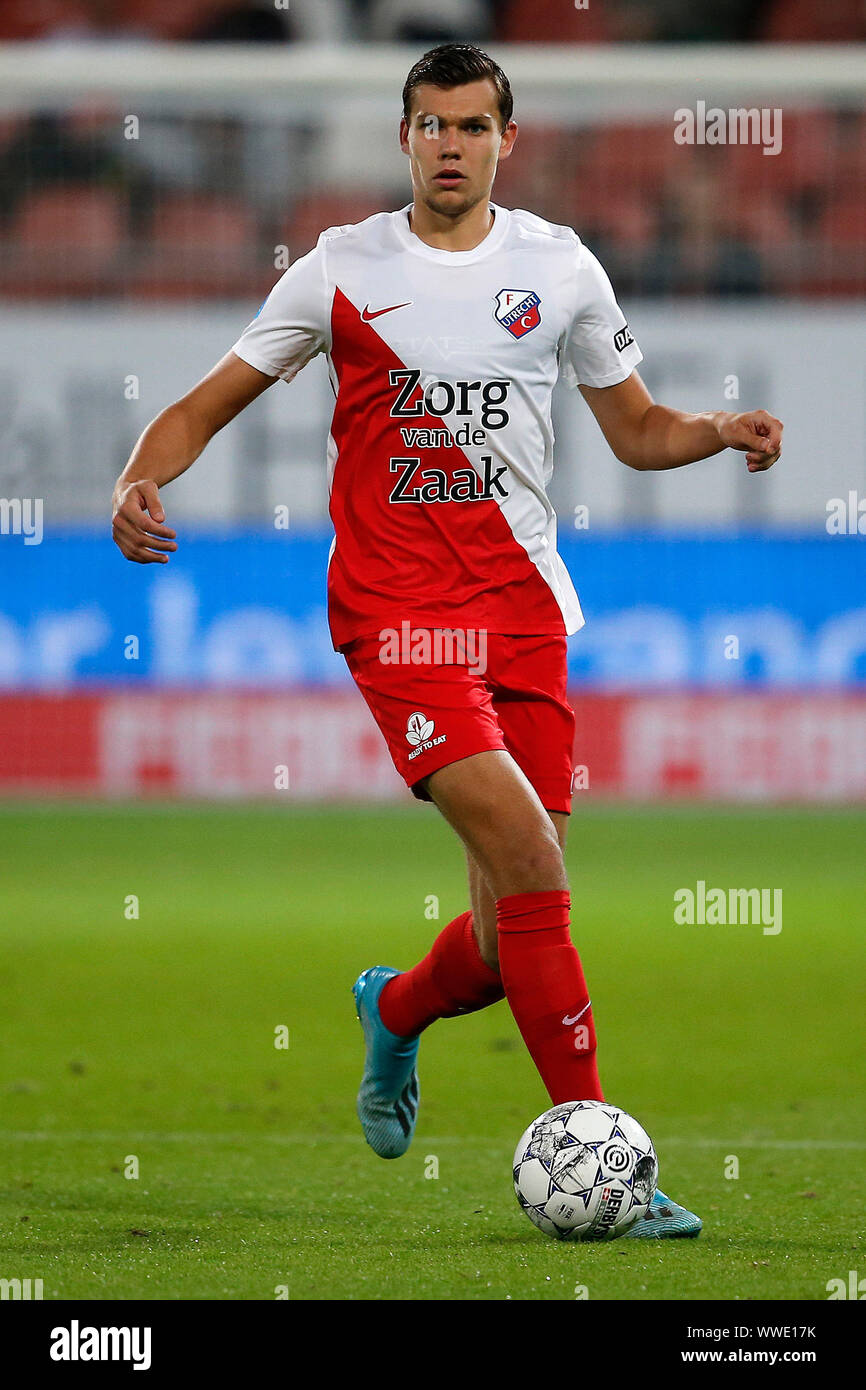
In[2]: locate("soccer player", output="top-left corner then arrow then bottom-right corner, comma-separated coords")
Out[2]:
112,43 -> 782,1238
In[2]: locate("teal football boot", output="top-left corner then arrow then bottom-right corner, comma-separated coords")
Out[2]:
352,966 -> 420,1159
625,1188 -> 703,1238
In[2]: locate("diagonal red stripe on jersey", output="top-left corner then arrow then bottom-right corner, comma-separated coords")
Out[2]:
327,286 -> 565,649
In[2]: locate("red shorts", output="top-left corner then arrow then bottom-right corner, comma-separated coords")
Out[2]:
342,629 -> 575,814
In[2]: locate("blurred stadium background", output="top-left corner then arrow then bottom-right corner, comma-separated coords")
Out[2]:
3,7 -> 865,1307
1,0 -> 865,804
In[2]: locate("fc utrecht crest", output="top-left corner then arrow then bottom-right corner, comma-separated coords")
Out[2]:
495,289 -> 541,339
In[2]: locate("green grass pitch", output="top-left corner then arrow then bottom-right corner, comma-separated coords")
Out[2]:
1,801 -> 863,1301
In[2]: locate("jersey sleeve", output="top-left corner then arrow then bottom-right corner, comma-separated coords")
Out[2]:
560,241 -> 643,389
230,238 -> 331,382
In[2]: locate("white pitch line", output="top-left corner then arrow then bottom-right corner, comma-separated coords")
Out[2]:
0,1131 -> 863,1150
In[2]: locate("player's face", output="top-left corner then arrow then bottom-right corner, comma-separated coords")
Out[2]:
400,79 -> 517,219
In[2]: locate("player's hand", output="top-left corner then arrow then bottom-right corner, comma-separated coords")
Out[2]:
717,410 -> 783,472
111,479 -> 178,564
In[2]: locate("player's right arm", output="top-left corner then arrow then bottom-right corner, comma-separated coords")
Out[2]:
114,235 -> 330,562
111,351 -> 275,564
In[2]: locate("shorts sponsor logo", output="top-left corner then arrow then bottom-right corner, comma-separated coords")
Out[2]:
406,711 -> 434,746
405,710 -> 447,761
494,289 -> 541,339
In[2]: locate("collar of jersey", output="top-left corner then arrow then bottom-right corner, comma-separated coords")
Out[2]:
392,202 -> 510,263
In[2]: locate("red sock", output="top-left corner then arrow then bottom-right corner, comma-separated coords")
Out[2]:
496,889 -> 603,1105
378,910 -> 505,1038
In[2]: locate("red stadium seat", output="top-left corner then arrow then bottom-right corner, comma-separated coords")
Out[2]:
725,109 -> 834,202
824,111 -> 866,192
134,193 -> 262,297
761,0 -> 866,41
0,0 -> 82,40
498,0 -> 611,42
578,123 -> 682,195
0,0 -> 238,40
789,199 -> 866,296
13,186 -> 124,249
149,194 -> 256,249
119,0 -> 239,39
587,192 -> 659,248
822,197 -> 866,245
492,126 -> 576,221
284,192 -> 392,256
724,193 -> 793,253
1,186 -> 125,295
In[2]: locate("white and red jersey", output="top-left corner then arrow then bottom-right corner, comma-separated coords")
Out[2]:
230,202 -> 642,651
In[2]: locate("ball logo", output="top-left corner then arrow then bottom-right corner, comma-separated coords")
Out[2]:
406,711 -> 435,747
495,289 -> 541,339
598,1187 -> 625,1228
601,1141 -> 632,1174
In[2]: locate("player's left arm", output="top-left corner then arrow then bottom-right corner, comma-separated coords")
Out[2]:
580,369 -> 783,473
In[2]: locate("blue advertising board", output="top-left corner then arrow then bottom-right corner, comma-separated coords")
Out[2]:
1,529 -> 863,688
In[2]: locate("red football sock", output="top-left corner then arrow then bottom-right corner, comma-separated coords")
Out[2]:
496,889 -> 604,1105
378,910 -> 505,1038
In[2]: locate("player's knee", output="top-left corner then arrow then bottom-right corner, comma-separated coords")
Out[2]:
495,825 -> 565,896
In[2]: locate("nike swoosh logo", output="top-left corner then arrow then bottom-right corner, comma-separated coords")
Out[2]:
562,1002 -> 592,1027
362,301 -> 412,321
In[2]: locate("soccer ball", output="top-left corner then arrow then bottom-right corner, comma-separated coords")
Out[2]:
513,1100 -> 658,1241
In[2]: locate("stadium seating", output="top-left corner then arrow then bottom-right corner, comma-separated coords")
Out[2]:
3,0 -> 866,43
498,0 -> 612,43
762,0 -> 866,42
1,186 -> 126,296
132,193 -> 263,296
284,191 -> 395,256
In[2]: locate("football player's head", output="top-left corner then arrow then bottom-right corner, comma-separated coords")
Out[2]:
400,43 -> 517,219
